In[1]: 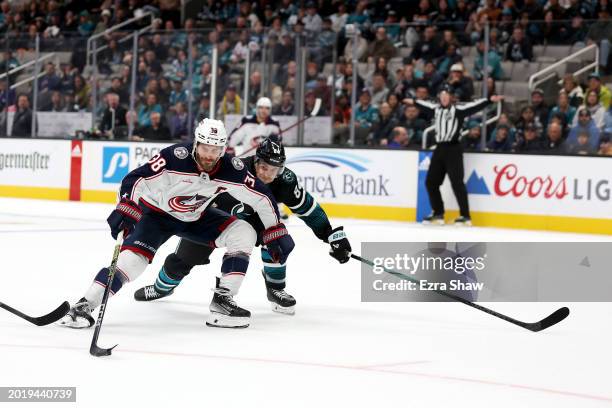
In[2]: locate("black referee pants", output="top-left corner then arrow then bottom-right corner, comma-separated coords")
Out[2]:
425,143 -> 470,218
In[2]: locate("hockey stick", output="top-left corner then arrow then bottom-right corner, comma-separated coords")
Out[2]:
0,300 -> 70,326
351,254 -> 570,332
237,98 -> 322,158
90,231 -> 124,357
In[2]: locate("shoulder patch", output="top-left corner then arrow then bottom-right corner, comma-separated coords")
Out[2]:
231,156 -> 245,170
282,169 -> 295,183
174,146 -> 189,159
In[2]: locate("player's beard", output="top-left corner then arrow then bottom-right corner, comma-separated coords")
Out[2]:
196,153 -> 219,172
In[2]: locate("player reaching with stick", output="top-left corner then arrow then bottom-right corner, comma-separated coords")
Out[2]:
59,119 -> 295,329
133,135 -> 352,315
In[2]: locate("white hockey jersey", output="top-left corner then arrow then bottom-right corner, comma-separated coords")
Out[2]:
120,142 -> 280,227
228,115 -> 281,157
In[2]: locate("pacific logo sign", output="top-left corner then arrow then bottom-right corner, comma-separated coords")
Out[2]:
102,146 -> 130,183
286,152 -> 389,198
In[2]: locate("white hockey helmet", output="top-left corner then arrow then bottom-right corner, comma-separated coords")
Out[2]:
193,118 -> 228,158
256,97 -> 272,109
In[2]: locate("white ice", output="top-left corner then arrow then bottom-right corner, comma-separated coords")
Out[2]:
0,197 -> 610,408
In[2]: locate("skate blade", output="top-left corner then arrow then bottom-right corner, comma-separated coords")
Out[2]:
57,318 -> 92,329
271,302 -> 295,315
206,312 -> 250,328
422,219 -> 445,226
454,221 -> 473,227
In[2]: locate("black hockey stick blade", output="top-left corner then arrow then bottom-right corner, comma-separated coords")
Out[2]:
90,343 -> 118,357
521,307 -> 570,332
0,301 -> 70,326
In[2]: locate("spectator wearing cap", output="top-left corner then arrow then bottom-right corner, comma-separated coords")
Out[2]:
531,88 -> 550,129
568,108 -> 601,150
445,64 -> 474,102
368,26 -> 397,61
303,2 -> 322,34
218,84 -> 241,120
169,102 -> 189,140
462,120 -> 482,151
94,9 -> 112,34
548,91 -> 577,128
63,90 -> 78,112
505,27 -> 533,62
572,89 -> 605,129
409,26 -> 443,64
169,77 -> 188,108
514,124 -> 543,153
368,72 -> 389,108
516,105 -> 543,140
371,102 -> 398,145
566,130 -> 596,154
273,91 -> 295,116
78,10 -> 95,36
587,72 -> 611,109
544,122 -> 566,153
137,93 -> 162,127
354,88 -> 378,144
598,135 -> 612,155
474,40 -> 505,81
132,111 -> 171,141
486,124 -> 513,152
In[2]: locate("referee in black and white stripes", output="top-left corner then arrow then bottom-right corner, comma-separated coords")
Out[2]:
405,86 -> 503,226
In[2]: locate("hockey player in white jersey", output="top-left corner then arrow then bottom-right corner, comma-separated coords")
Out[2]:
59,119 -> 294,329
228,97 -> 281,157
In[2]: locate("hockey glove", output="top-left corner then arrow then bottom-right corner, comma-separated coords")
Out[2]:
328,226 -> 351,264
107,198 -> 142,239
261,223 -> 295,264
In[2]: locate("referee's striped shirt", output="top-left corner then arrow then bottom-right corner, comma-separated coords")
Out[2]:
416,98 -> 490,144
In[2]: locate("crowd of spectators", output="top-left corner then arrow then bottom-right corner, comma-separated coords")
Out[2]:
0,0 -> 610,155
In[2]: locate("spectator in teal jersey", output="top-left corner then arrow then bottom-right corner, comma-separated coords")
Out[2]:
473,40 -> 505,81
137,93 -> 162,127
355,88 -> 378,144
548,90 -> 577,128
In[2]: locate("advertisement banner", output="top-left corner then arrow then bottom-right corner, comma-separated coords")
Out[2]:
416,151 -> 612,232
0,138 -> 71,188
80,140 -> 172,200
284,147 -> 418,218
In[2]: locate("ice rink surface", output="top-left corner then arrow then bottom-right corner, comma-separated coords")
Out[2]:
0,197 -> 611,408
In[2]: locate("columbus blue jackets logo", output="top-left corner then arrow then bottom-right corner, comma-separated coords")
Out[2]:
174,146 -> 189,159
231,157 -> 244,170
168,194 -> 208,212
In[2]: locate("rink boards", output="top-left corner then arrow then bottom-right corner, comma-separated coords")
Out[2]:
0,138 -> 610,235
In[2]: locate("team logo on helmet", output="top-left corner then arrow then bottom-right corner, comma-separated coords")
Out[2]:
174,146 -> 189,159
168,194 -> 208,213
231,157 -> 244,170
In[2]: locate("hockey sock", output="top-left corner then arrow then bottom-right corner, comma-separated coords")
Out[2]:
154,267 -> 182,294
219,251 -> 250,295
261,248 -> 287,290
